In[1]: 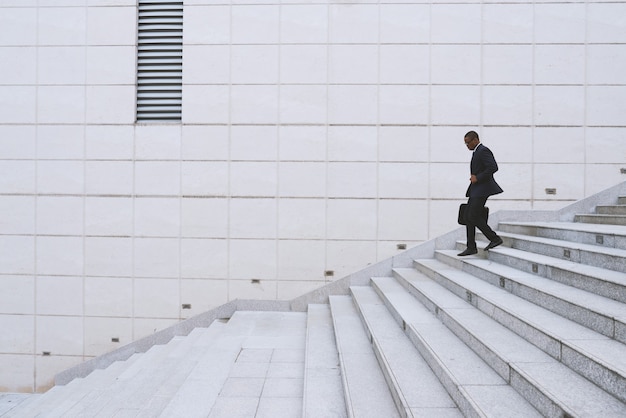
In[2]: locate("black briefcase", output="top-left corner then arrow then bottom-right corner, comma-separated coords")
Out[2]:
458,204 -> 489,225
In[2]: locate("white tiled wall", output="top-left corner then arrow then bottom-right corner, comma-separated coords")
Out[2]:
1,0 -> 626,393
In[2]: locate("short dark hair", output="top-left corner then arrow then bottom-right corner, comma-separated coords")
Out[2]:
465,131 -> 479,141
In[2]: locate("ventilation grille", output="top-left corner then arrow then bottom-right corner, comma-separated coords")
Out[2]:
137,0 -> 183,122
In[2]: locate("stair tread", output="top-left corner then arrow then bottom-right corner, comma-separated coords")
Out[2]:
580,213 -> 626,218
438,249 -> 626,319
500,221 -> 626,236
370,276 -> 543,417
0,394 -> 38,417
350,285 -> 461,416
329,295 -> 401,418
497,231 -> 626,258
303,304 -> 347,418
391,269 -> 626,416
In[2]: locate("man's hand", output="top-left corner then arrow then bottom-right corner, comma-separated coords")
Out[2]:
470,174 -> 478,184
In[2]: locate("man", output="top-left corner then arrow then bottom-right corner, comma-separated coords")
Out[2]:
458,131 -> 504,256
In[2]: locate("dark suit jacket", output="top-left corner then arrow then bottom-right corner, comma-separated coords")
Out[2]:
466,143 -> 504,198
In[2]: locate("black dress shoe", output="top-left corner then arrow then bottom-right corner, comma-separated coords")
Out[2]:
457,248 -> 478,256
484,237 -> 503,251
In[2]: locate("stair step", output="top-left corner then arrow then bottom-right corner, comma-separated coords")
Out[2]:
597,205 -> 626,215
350,285 -> 462,417
43,323 -> 227,417
498,221 -> 626,251
328,295 -> 400,418
495,231 -> 626,273
8,342 -> 180,418
436,249 -> 626,340
576,213 -> 626,226
390,269 -> 626,417
619,196 -> 626,205
0,394 -> 36,417
370,276 -> 542,417
79,337 -> 198,417
158,322 -> 244,417
303,304 -> 347,418
409,259 -> 626,405
43,355 -> 143,417
162,311 -> 309,417
476,243 -> 626,304
141,322 -> 232,417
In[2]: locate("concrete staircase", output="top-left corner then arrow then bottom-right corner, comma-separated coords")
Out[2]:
2,189 -> 626,417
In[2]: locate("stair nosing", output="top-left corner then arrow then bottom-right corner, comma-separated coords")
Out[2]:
499,220 -> 626,235
496,232 -> 626,258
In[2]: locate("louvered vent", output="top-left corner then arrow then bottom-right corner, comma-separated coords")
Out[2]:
137,0 -> 183,122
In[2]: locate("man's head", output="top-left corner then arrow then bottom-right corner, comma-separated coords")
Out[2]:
464,130 -> 480,150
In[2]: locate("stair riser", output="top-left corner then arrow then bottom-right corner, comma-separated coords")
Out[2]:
510,368 -> 577,418
596,206 -> 626,215
561,344 -> 626,404
498,224 -> 626,251
486,250 -> 626,305
503,236 -> 626,273
619,197 -> 626,205
371,281 -> 486,418
618,322 -> 626,345
438,252 -> 619,341
575,214 -> 626,225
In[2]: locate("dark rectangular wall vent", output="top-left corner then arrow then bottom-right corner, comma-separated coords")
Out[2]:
137,0 -> 183,122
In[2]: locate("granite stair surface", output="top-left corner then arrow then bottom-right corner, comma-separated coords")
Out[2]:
2,192 -> 626,417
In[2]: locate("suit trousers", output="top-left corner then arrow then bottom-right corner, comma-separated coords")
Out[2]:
465,196 -> 498,249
